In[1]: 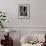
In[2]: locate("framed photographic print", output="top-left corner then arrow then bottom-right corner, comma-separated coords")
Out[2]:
18,4 -> 30,19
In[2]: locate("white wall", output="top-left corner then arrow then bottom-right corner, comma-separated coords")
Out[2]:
0,0 -> 46,27
0,0 -> 46,31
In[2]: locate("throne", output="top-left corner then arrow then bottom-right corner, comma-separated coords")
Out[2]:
1,33 -> 13,46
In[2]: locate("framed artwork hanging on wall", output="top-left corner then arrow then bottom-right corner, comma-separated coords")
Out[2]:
18,4 -> 30,19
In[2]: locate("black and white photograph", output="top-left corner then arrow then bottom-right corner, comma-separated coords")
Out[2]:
18,4 -> 30,19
